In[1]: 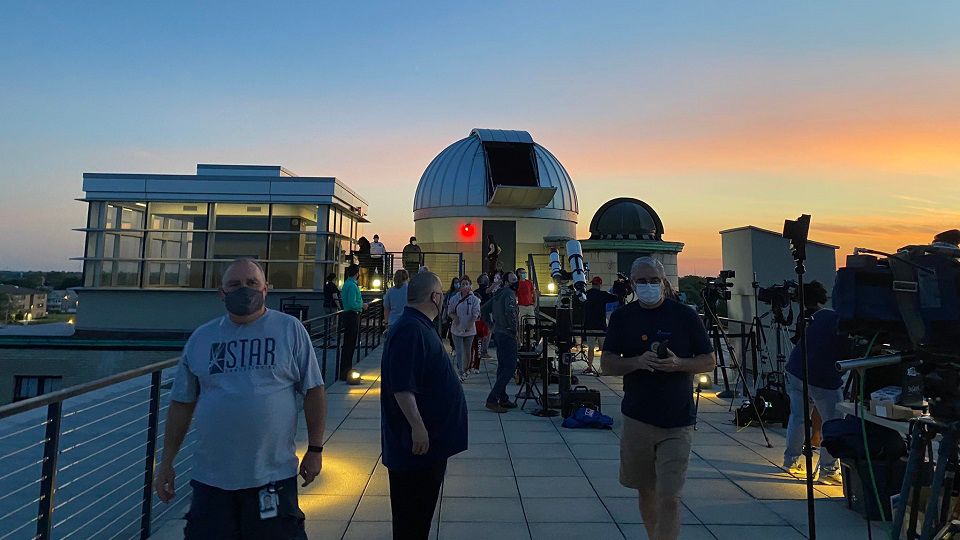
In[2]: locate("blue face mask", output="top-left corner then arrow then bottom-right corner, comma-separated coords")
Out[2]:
454,282 -> 461,290
634,283 -> 663,305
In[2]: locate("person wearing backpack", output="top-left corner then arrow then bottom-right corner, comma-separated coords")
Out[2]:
447,275 -> 481,381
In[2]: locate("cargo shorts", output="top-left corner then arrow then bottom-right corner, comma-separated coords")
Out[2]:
619,415 -> 693,498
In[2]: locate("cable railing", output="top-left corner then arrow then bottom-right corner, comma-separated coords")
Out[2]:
0,359 -> 191,540
301,299 -> 384,384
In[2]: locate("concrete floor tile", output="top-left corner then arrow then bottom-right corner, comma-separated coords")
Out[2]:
326,429 -> 382,444
761,499 -> 872,530
523,497 -> 613,523
343,521 -> 393,540
528,522 -> 623,540
559,430 -> 621,445
620,523 -> 716,539
446,458 -> 515,476
685,499 -> 787,525
511,457 -> 584,477
501,421 -> 559,432
602,497 -> 701,525
469,430 -> 507,443
363,472 -> 389,495
438,521 -> 531,540
300,459 -> 374,496
517,476 -> 596,498
589,476 -> 638,498
568,443 -> 621,460
707,525 -> 805,540
440,496 -> 526,522
450,443 -> 510,460
681,479 -> 751,500
304,520 -> 349,538
578,459 -> 621,478
299,494 -> 361,521
443,475 -> 520,498
504,430 -> 564,444
352,495 -> 392,521
508,443 -> 574,459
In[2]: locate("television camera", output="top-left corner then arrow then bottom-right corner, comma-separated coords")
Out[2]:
757,280 -> 798,326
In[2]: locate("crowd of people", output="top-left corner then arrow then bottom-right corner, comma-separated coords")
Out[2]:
154,253 -> 726,540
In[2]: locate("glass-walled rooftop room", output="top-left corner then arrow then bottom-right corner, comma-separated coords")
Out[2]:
81,201 -> 362,290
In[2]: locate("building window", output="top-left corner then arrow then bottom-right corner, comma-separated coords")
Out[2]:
14,376 -> 62,402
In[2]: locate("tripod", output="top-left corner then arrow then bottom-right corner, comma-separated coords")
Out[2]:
892,417 -> 960,539
701,289 -> 773,448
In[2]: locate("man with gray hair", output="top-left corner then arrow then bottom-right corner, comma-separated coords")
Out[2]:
381,271 -> 468,539
155,258 -> 326,539
601,256 -> 715,540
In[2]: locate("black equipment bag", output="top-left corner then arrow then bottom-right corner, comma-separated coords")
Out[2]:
561,385 -> 601,418
756,386 -> 790,428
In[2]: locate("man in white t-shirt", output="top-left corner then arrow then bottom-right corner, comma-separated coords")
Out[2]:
153,258 -> 327,539
371,234 -> 387,275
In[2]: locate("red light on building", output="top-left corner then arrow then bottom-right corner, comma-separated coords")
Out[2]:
460,223 -> 475,238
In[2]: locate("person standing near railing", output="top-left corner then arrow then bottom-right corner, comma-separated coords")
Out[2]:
340,264 -> 367,381
447,275 -> 480,381
154,258 -> 327,539
370,234 -> 387,276
382,269 -> 409,332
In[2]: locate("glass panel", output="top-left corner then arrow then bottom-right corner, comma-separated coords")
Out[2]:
268,262 -> 315,290
207,261 -> 231,289
15,377 -> 39,400
88,202 -> 102,228
100,261 -> 115,286
270,204 -> 318,231
148,202 -> 209,230
211,233 -> 268,260
104,233 -> 117,257
269,233 -> 305,261
104,204 -> 117,229
146,261 -> 204,287
44,377 -> 62,393
85,232 -> 100,258
116,262 -> 140,286
213,203 -> 269,231
83,261 -> 96,287
119,235 -> 141,259
146,232 -> 207,259
105,203 -> 145,230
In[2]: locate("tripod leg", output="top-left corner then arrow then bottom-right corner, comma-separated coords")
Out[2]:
921,430 -> 956,539
893,421 -> 925,539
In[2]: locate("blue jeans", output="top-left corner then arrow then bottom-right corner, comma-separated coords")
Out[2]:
784,372 -> 843,470
487,333 -> 518,404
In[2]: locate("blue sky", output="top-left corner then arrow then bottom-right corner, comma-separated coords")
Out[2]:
2,2 -> 959,272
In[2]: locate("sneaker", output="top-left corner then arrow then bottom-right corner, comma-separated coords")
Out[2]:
817,465 -> 843,485
499,401 -> 518,409
472,368 -> 480,374
784,457 -> 805,476
485,402 -> 508,413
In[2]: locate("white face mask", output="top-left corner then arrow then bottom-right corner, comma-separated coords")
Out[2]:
635,283 -> 663,305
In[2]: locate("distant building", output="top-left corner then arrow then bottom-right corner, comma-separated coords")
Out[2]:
413,129 -> 578,279
579,198 -> 684,291
0,285 -> 47,321
47,289 -> 79,313
75,163 -> 368,334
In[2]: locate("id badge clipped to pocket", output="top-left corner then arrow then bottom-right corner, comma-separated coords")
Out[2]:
258,484 -> 279,520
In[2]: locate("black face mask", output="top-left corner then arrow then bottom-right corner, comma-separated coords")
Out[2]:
509,282 -> 519,291
223,287 -> 265,317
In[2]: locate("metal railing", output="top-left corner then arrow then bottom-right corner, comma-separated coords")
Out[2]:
0,303 -> 385,540
0,358 -> 194,540
301,298 -> 384,384
354,251 -> 464,290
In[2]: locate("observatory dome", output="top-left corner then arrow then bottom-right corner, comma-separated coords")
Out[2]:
588,197 -> 664,240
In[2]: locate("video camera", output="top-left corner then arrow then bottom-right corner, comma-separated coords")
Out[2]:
757,280 -> 798,307
704,270 -> 735,301
834,234 -> 960,419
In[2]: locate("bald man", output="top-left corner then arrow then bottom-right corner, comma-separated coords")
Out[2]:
154,258 -> 327,539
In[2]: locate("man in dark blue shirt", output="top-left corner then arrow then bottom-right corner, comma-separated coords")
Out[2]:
783,281 -> 848,485
601,257 -> 715,540
380,272 -> 468,539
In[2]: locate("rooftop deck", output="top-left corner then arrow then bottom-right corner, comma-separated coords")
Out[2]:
147,344 -> 884,540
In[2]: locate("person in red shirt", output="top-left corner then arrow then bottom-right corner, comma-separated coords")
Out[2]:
515,267 -> 536,326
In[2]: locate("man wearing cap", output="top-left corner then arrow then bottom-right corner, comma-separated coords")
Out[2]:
581,276 -> 619,376
601,257 -> 715,540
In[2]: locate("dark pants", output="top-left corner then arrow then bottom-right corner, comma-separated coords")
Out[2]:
341,310 -> 361,380
184,477 -> 306,540
487,332 -> 518,404
388,460 -> 447,540
487,257 -> 498,275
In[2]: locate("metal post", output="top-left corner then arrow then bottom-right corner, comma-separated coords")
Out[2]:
140,371 -> 161,540
335,313 -> 342,382
321,317 -> 330,378
36,402 -> 63,540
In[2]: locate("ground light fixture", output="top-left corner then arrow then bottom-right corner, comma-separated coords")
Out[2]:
372,278 -> 382,289
346,369 -> 363,385
697,373 -> 713,389
547,282 -> 556,293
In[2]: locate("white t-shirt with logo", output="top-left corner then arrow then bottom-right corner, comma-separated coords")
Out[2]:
171,309 -> 323,490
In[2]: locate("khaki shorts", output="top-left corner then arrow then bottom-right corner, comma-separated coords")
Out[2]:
620,415 -> 693,497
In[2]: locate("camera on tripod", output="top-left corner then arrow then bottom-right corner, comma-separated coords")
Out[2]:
757,280 -> 798,307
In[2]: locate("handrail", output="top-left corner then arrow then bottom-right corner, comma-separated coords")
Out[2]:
0,358 -> 179,420
301,297 -> 381,326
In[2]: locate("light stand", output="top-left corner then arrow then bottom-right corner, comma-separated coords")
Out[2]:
784,214 -> 816,540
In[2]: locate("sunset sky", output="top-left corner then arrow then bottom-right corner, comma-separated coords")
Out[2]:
2,2 -> 958,275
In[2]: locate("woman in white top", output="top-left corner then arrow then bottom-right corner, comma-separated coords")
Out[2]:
447,275 -> 481,381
